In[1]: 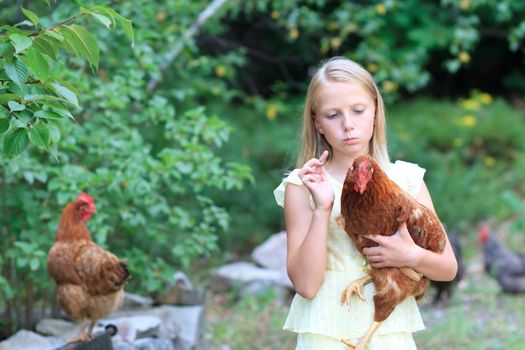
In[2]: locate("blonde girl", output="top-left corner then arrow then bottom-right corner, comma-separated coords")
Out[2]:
274,56 -> 457,349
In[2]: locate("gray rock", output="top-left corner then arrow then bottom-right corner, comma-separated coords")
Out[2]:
109,304 -> 205,350
157,271 -> 206,306
135,337 -> 175,350
35,318 -> 79,341
211,261 -> 292,292
123,292 -> 154,309
161,305 -> 205,350
0,330 -> 63,350
99,315 -> 162,342
251,231 -> 287,270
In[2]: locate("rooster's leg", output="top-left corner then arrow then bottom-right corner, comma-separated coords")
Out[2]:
341,275 -> 372,306
341,321 -> 382,350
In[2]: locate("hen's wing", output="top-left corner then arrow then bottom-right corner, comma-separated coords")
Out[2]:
47,242 -> 83,285
406,202 -> 447,253
75,242 -> 129,295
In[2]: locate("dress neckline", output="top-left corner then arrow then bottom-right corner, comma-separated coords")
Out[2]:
325,171 -> 344,187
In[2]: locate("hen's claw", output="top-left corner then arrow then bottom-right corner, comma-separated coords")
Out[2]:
340,275 -> 372,306
341,338 -> 357,349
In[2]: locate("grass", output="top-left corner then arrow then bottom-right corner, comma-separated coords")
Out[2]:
205,286 -> 296,349
205,239 -> 525,349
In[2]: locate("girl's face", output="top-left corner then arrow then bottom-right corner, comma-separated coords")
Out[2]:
313,81 -> 375,160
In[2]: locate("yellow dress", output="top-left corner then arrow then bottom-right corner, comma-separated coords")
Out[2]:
274,161 -> 427,350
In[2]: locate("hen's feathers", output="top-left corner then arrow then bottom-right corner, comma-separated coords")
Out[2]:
48,240 -> 129,295
340,155 -> 447,321
47,195 -> 129,340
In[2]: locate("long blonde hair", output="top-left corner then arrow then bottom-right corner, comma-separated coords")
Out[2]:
296,56 -> 390,169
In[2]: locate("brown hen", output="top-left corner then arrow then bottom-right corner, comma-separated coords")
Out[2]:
339,155 -> 447,349
47,193 -> 129,342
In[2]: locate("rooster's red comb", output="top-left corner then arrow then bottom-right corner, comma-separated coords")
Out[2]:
77,192 -> 94,204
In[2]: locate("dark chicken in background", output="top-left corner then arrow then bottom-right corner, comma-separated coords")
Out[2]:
431,231 -> 464,305
479,224 -> 525,293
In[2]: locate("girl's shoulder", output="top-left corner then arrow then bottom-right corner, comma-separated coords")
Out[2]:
274,169 -> 303,207
387,160 -> 426,198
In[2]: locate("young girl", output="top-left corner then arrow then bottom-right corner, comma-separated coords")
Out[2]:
274,57 -> 458,349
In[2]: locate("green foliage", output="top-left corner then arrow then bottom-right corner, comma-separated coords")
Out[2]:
0,3 -> 133,157
0,0 -> 252,336
226,0 -> 525,98
388,92 -> 525,228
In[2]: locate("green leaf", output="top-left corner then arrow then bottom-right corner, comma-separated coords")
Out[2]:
4,127 -> 29,157
30,257 -> 40,271
48,123 -> 60,142
32,37 -> 58,60
9,33 -> 33,54
34,110 -> 62,120
4,59 -> 29,88
58,24 -> 100,68
7,101 -> 25,112
91,6 -> 134,46
91,13 -> 112,28
43,30 -> 64,42
0,42 -> 14,57
0,118 -> 9,134
29,123 -> 50,149
51,82 -> 79,109
0,94 -> 18,104
23,171 -> 34,184
19,48 -> 49,81
115,15 -> 134,47
21,8 -> 39,28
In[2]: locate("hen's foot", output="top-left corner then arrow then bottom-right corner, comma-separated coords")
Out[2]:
68,332 -> 92,344
340,275 -> 372,306
341,338 -> 370,350
341,338 -> 356,349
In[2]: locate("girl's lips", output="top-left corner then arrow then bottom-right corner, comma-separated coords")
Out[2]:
343,137 -> 358,143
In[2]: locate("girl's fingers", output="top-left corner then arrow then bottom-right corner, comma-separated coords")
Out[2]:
318,150 -> 329,165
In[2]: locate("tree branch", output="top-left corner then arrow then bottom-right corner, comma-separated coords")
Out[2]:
146,0 -> 231,92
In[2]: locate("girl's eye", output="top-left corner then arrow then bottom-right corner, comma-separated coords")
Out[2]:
354,109 -> 365,114
327,113 -> 338,119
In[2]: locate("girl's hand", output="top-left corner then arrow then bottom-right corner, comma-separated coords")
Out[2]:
298,150 -> 334,212
362,222 -> 424,268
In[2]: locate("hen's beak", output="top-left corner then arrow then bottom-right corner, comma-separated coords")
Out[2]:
353,183 -> 366,194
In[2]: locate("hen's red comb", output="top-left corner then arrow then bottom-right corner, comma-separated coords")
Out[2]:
77,192 -> 94,204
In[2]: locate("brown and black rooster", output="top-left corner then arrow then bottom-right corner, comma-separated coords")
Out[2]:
339,155 -> 447,350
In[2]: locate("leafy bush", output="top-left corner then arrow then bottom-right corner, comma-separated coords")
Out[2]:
0,0 -> 252,336
388,92 -> 525,228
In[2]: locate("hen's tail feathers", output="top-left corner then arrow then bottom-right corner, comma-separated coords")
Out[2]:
121,261 -> 131,281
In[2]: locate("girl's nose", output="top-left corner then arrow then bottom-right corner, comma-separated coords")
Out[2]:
342,114 -> 354,131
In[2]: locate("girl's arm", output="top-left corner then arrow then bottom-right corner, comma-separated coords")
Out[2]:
363,181 -> 458,281
284,151 -> 334,299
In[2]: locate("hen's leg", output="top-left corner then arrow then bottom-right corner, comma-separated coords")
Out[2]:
400,267 -> 422,281
87,319 -> 97,339
70,319 -> 90,343
341,321 -> 382,350
341,275 -> 372,306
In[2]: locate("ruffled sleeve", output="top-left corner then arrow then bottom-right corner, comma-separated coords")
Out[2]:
390,161 -> 426,198
273,169 -> 302,208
